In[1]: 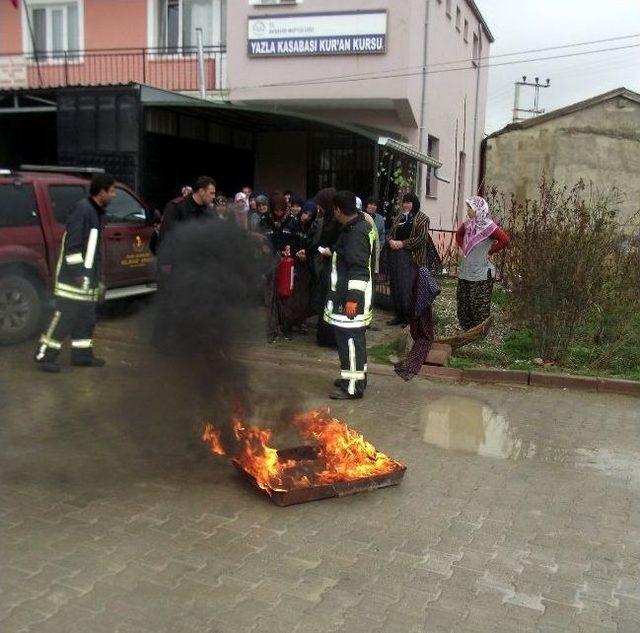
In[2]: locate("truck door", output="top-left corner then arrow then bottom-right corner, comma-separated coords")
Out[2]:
102,187 -> 155,288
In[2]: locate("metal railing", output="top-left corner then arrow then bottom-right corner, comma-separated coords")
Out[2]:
0,45 -> 227,92
374,226 -> 507,306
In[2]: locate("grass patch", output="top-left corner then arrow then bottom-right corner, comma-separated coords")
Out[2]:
378,274 -> 640,382
448,357 -> 479,370
368,340 -> 401,366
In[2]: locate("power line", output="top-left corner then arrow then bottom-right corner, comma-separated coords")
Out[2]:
234,42 -> 640,91
233,33 -> 640,92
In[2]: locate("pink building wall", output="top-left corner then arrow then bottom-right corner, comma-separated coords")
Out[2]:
0,1 -> 22,53
1,0 -> 219,91
227,0 -> 491,229
0,0 -> 147,53
85,0 -> 147,49
421,0 -> 490,228
227,0 -> 421,127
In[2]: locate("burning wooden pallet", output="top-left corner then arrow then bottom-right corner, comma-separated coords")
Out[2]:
203,410 -> 406,506
234,446 -> 406,506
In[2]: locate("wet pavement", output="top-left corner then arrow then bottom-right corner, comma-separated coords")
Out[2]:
1,304 -> 640,633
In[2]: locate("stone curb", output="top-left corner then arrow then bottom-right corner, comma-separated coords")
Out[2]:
529,371 -> 599,391
462,368 -> 529,385
597,378 -> 640,398
416,365 -> 639,398
240,352 -> 640,398
419,366 -> 463,382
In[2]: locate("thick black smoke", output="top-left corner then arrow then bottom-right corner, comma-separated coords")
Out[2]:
144,216 -> 305,460
0,216 -> 302,487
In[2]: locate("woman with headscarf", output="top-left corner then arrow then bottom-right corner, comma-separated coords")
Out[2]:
455,196 -> 510,330
394,266 -> 440,381
313,187 -> 339,347
285,200 -> 320,334
232,192 -> 249,229
386,192 -> 431,327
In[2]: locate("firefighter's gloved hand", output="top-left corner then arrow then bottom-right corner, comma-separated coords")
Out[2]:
345,301 -> 358,320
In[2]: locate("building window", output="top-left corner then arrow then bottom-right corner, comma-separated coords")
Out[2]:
463,19 -> 469,42
445,0 -> 451,18
456,151 -> 467,222
425,135 -> 439,198
249,1 -> 302,5
308,133 -> 374,199
155,0 -> 225,51
27,1 -> 80,58
472,32 -> 479,65
456,6 -> 462,31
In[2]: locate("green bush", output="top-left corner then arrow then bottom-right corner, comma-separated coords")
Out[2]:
489,179 -> 640,363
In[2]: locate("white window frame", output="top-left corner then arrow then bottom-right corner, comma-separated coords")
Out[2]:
472,32 -> 479,66
425,135 -> 440,199
21,0 -> 84,62
147,0 -> 224,55
248,1 -> 303,5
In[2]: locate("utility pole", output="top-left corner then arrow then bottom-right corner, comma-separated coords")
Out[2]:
512,76 -> 551,123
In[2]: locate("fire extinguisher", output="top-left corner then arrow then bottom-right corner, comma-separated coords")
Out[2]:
277,255 -> 295,298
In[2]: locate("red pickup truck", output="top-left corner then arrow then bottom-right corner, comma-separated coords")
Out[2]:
0,167 -> 157,344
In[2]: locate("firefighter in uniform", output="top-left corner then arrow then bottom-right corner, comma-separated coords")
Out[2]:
34,174 -> 116,373
325,191 -> 376,400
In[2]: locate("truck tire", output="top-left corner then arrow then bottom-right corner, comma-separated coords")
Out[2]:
0,274 -> 43,345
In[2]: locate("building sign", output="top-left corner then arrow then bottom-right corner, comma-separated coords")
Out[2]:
0,56 -> 28,89
248,11 -> 387,58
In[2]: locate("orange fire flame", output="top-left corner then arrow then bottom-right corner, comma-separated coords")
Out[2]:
201,409 -> 403,494
201,424 -> 225,456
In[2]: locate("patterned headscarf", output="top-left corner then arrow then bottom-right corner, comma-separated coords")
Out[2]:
234,192 -> 249,212
462,196 -> 496,256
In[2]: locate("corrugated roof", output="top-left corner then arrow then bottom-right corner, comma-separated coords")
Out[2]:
487,87 -> 640,139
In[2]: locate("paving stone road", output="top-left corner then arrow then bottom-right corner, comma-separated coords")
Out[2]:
1,312 -> 639,633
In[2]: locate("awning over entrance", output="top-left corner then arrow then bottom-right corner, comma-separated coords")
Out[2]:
139,84 -> 443,172
378,137 -> 441,170
1,82 -> 446,203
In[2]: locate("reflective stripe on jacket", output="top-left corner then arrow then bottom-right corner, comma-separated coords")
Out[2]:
53,197 -> 104,303
323,213 -> 375,329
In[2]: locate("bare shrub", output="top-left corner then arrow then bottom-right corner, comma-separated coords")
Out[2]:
489,178 -> 638,362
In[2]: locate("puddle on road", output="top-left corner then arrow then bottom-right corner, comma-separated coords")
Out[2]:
420,396 -> 528,459
420,396 -> 640,486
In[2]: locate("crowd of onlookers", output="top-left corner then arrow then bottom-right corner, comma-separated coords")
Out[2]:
154,179 -> 399,347
154,177 -> 510,373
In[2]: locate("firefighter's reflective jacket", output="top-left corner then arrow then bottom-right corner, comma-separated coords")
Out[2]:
323,212 -> 376,329
53,197 -> 105,303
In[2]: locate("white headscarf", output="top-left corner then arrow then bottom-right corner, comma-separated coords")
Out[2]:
462,196 -> 496,256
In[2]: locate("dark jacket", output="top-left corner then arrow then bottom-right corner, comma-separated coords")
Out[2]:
258,213 -> 302,254
54,197 -> 105,303
389,210 -> 440,270
323,213 -> 376,329
157,195 -> 211,265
